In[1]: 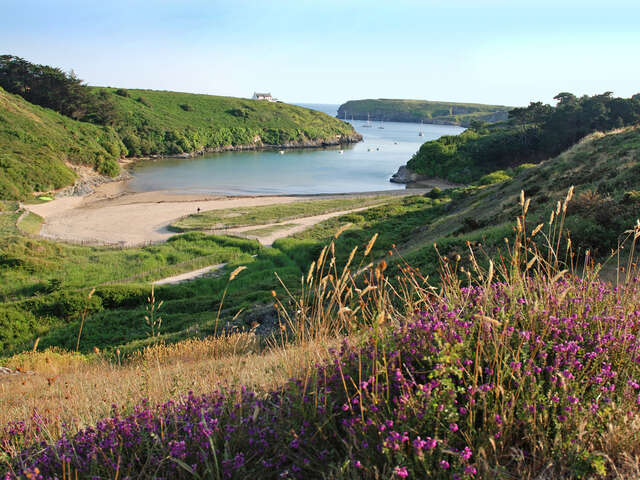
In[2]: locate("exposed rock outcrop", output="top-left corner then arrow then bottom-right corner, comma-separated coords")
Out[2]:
390,166 -> 427,184
390,165 -> 463,190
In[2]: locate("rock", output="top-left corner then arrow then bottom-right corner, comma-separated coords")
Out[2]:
390,165 -> 425,184
243,304 -> 281,337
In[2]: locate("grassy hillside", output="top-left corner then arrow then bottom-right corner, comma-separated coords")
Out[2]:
100,88 -> 360,156
2,126 -> 638,359
0,54 -> 362,199
406,92 -> 640,184
0,87 -> 124,199
337,98 -> 511,126
3,128 -> 640,479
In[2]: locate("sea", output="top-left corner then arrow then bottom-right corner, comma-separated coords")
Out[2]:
126,104 -> 463,195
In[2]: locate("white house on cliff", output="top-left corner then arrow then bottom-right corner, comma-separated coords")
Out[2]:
252,92 -> 276,102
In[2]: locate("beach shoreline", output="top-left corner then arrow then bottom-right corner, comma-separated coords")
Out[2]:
25,181 -> 424,247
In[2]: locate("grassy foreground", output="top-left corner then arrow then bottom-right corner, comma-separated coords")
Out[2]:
2,190 -> 640,478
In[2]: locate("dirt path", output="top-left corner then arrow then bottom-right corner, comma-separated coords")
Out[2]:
152,263 -> 227,285
217,205 -> 381,246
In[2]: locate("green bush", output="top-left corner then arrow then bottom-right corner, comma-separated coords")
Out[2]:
425,187 -> 442,199
479,170 -> 512,185
96,157 -> 120,177
115,89 -> 130,98
0,305 -> 40,352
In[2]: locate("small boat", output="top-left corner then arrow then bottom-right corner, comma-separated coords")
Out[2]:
362,113 -> 372,127
378,119 -> 384,129
279,150 -> 285,154
394,141 -> 399,145
418,120 -> 424,137
338,150 -> 344,154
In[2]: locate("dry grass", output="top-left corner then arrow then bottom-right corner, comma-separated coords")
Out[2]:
0,333 -> 336,440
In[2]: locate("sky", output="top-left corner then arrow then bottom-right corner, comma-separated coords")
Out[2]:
2,0 -> 639,107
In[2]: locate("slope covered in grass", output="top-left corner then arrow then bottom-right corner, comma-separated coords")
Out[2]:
337,98 -> 511,126
4,209 -> 640,478
405,92 -> 640,184
2,127 -> 638,358
0,87 -> 124,199
401,126 -> 640,270
101,88 -> 360,156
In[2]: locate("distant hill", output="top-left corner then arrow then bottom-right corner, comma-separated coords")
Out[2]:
101,88 -> 360,157
0,87 -> 124,200
337,98 -> 511,126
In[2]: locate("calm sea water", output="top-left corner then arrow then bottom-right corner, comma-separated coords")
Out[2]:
127,104 -> 463,195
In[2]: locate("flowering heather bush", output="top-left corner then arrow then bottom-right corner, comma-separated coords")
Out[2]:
3,191 -> 640,478
3,274 -> 640,479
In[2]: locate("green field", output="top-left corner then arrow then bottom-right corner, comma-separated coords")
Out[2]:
337,98 -> 511,126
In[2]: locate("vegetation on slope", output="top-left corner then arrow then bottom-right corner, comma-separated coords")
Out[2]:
2,126 -> 639,358
4,200 -> 640,478
407,91 -> 640,183
103,88 -> 359,156
0,87 -> 124,199
0,55 -> 361,198
337,98 -> 511,126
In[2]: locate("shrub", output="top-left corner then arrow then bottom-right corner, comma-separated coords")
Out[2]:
0,305 -> 39,352
338,213 -> 365,224
96,157 -> 119,177
137,96 -> 151,107
425,187 -> 442,199
179,103 -> 193,112
114,89 -> 130,98
478,170 -> 512,185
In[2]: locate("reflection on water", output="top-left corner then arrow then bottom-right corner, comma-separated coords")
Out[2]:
127,111 -> 464,195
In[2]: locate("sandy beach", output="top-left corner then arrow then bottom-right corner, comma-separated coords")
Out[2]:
24,181 -> 415,247
25,181 -> 306,246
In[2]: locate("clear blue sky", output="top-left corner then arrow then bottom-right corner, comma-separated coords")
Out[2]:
2,0 -> 639,106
